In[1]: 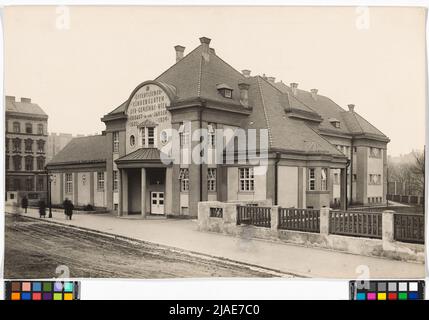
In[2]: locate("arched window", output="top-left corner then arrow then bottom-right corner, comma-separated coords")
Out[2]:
13,122 -> 20,133
25,123 -> 33,134
13,138 -> 21,152
13,155 -> 22,171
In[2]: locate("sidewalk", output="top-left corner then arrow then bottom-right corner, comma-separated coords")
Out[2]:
6,205 -> 425,279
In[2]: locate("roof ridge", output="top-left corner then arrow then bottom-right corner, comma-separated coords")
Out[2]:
210,51 -> 246,79
256,76 -> 274,147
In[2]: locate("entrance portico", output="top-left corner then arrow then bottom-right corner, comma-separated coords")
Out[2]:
116,148 -> 172,217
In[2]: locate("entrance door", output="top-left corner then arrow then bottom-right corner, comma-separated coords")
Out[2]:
151,191 -> 165,215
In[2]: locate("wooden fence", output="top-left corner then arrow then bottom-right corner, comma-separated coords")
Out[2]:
394,214 -> 425,244
237,206 -> 271,228
329,210 -> 382,239
278,208 -> 320,233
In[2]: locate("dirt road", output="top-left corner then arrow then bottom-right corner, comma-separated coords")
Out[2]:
4,214 -> 284,279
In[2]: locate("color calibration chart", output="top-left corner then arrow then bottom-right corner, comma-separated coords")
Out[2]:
4,281 -> 80,300
350,280 -> 425,300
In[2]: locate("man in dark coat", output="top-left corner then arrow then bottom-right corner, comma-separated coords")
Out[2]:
63,198 -> 74,220
21,196 -> 28,213
38,200 -> 46,218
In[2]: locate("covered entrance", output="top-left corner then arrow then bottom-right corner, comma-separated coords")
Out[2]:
115,148 -> 172,217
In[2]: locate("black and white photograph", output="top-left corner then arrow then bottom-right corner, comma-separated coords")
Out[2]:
2,5 -> 426,286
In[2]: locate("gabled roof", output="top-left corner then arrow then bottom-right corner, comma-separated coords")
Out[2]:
5,96 -> 48,118
47,135 -> 108,166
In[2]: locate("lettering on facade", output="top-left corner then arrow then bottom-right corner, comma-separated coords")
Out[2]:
127,86 -> 170,127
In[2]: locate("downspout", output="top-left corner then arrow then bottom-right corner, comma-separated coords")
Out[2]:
274,152 -> 281,205
199,106 -> 203,203
349,139 -> 354,206
345,159 -> 351,210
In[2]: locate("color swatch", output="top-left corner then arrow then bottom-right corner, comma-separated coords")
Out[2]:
5,281 -> 80,300
350,280 -> 424,300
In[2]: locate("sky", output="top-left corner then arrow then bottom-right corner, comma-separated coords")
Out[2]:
3,6 -> 427,156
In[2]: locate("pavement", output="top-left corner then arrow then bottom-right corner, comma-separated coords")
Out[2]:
5,205 -> 426,279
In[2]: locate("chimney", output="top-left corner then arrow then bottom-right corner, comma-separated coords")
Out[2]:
348,104 -> 355,112
199,36 -> 211,62
267,77 -> 276,83
5,95 -> 15,102
290,83 -> 298,96
242,69 -> 251,78
174,45 -> 185,62
238,82 -> 251,108
310,89 -> 318,100
21,97 -> 31,103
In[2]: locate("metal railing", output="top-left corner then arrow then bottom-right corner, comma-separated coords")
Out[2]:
278,208 -> 320,233
237,205 -> 271,228
394,213 -> 425,244
329,210 -> 382,239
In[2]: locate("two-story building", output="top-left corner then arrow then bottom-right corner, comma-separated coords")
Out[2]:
46,37 -> 389,216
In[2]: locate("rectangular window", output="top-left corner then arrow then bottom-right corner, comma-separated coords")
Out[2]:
239,167 -> 254,192
97,172 -> 105,191
179,123 -> 190,147
6,138 -> 9,153
140,127 -> 146,147
25,123 -> 32,134
207,168 -> 217,192
208,123 -> 216,148
65,173 -> 73,194
113,132 -> 119,153
113,170 -> 118,192
13,122 -> 20,133
13,139 -> 21,152
25,139 -> 33,153
147,127 -> 155,147
25,157 -> 33,171
179,168 -> 189,192
37,124 -> 44,135
353,174 -> 357,182
320,168 -> 328,191
37,140 -> 45,153
6,156 -> 9,170
308,168 -> 315,191
26,178 -> 33,191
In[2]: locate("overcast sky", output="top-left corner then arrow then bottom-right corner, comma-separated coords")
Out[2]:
3,6 -> 426,156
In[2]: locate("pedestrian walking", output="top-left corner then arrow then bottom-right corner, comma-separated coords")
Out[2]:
38,199 -> 46,218
21,196 -> 28,214
63,198 -> 74,220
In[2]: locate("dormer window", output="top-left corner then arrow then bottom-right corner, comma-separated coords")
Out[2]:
329,118 -> 341,128
216,83 -> 233,99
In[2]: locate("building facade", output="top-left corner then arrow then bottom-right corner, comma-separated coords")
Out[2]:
5,96 -> 48,201
47,37 -> 389,216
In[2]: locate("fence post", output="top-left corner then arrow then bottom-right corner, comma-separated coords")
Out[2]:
320,207 -> 330,235
271,206 -> 279,231
382,210 -> 395,243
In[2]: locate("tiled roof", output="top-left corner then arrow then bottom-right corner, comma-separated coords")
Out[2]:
116,148 -> 170,163
274,82 -> 388,139
244,77 -> 344,156
106,100 -> 127,115
47,135 -> 108,166
6,97 -> 47,117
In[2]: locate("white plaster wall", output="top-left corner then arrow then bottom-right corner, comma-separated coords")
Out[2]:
227,166 -> 266,202
367,153 -> 384,198
77,172 -> 90,206
277,166 -> 298,207
51,173 -> 61,205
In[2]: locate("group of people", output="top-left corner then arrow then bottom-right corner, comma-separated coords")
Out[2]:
21,196 -> 75,220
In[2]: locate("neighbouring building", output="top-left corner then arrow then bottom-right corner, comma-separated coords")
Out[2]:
5,96 -> 48,204
46,132 -> 84,163
46,37 -> 389,216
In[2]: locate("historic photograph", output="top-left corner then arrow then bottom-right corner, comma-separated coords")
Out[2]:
3,6 -> 426,279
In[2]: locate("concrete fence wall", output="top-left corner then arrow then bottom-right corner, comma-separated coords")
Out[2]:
198,201 -> 425,263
